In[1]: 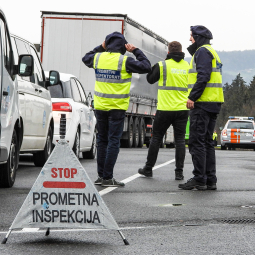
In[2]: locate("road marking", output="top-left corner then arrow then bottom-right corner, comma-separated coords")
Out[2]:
99,159 -> 175,196
0,223 -> 208,235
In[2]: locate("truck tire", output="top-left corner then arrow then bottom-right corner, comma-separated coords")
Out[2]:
72,128 -> 80,158
138,118 -> 145,148
33,126 -> 53,167
221,145 -> 226,150
83,131 -> 97,159
133,118 -> 139,148
122,117 -> 133,148
0,130 -> 18,188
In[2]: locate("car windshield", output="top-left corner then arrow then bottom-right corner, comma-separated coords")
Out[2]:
227,121 -> 254,129
48,81 -> 72,98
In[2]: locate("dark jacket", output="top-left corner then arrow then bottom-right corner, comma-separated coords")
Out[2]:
187,27 -> 221,113
82,32 -> 151,74
146,52 -> 185,84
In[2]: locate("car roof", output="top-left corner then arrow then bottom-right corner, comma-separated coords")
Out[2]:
44,71 -> 77,82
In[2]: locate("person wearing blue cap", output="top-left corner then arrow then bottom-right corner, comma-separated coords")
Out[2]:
82,32 -> 151,187
178,25 -> 224,191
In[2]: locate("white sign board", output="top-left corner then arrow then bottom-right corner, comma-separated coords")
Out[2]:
10,140 -> 119,231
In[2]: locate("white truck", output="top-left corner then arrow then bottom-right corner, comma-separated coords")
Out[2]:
40,11 -> 174,148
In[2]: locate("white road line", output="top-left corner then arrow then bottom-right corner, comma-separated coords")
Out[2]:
99,159 -> 175,196
0,224 -> 179,235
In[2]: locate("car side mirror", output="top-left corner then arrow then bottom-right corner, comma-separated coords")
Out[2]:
90,99 -> 94,110
219,127 -> 223,131
49,70 -> 60,85
18,55 -> 34,76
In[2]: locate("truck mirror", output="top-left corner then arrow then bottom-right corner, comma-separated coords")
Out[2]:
49,70 -> 60,85
18,55 -> 34,76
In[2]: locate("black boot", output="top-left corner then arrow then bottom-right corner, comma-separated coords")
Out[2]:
138,166 -> 153,177
175,170 -> 184,180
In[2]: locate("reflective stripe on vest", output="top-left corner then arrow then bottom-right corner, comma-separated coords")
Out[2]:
188,45 -> 224,103
158,59 -> 189,111
93,52 -> 132,111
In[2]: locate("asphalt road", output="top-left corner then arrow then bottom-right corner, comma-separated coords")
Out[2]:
1,147 -> 255,254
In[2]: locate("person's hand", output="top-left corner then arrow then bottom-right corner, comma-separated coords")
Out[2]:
125,43 -> 136,52
186,99 -> 194,109
102,41 -> 106,49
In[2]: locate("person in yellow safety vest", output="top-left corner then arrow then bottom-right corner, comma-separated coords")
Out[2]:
138,41 -> 189,180
82,32 -> 151,187
179,26 -> 224,191
213,130 -> 218,146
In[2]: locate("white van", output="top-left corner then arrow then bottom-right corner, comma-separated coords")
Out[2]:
10,34 -> 54,167
0,9 -> 34,187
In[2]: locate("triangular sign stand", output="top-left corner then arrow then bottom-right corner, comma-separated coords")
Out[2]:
2,139 -> 129,245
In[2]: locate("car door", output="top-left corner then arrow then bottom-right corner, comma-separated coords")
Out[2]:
29,44 -> 51,139
70,78 -> 87,149
75,78 -> 94,148
13,36 -> 50,150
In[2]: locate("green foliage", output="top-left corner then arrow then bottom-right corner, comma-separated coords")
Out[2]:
216,74 -> 255,132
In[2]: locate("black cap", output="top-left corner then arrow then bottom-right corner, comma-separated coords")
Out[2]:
191,25 -> 213,39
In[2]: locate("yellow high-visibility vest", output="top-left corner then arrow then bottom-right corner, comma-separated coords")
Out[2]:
158,59 -> 189,111
93,52 -> 132,111
188,45 -> 224,103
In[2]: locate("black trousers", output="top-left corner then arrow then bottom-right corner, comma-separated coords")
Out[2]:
189,107 -> 218,184
145,110 -> 189,171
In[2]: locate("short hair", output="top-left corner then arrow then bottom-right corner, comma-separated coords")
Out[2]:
168,41 -> 182,53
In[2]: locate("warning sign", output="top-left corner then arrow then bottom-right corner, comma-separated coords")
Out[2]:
9,140 -> 119,231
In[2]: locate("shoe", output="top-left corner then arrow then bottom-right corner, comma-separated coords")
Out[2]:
207,183 -> 217,190
101,178 -> 125,187
175,170 -> 184,180
94,176 -> 103,185
178,178 -> 207,190
138,166 -> 153,177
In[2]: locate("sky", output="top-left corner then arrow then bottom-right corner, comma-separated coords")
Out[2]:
1,0 -> 255,56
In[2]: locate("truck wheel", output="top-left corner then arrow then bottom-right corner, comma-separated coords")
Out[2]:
138,118 -> 145,148
83,131 -> 97,159
221,145 -> 226,150
72,129 -> 80,158
33,126 -> 53,167
122,117 -> 133,148
0,130 -> 18,188
133,118 -> 139,148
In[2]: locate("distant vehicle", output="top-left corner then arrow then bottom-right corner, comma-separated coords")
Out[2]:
46,71 -> 96,159
220,116 -> 255,150
10,34 -> 54,167
40,11 -> 169,148
0,9 -> 35,187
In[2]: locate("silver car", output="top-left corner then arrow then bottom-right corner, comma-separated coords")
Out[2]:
221,116 -> 255,150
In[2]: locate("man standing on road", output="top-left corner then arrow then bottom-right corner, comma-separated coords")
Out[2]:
179,26 -> 224,191
138,41 -> 189,180
82,32 -> 151,187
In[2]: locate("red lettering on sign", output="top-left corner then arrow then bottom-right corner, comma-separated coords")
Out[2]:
51,168 -> 58,178
71,168 -> 77,178
58,168 -> 63,178
51,168 -> 78,178
64,168 -> 70,178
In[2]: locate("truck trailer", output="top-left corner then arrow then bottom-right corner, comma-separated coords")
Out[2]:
40,11 -> 172,148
